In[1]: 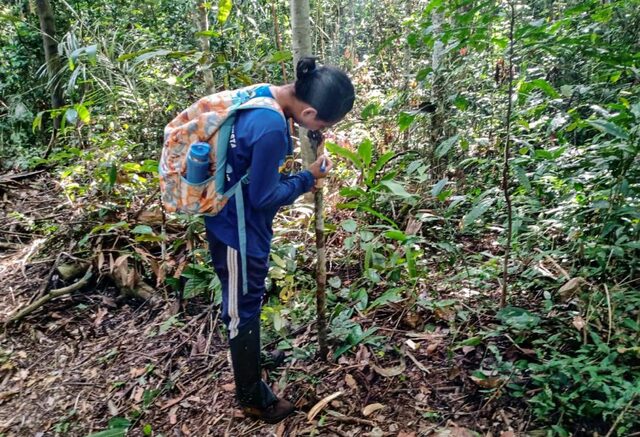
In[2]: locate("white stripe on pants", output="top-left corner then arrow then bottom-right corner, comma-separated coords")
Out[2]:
227,246 -> 241,339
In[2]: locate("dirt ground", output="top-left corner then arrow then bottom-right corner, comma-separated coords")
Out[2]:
0,172 -> 528,437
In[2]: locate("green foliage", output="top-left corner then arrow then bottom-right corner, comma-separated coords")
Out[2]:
2,0 -> 639,433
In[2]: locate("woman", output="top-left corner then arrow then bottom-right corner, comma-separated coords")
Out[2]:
205,57 -> 355,423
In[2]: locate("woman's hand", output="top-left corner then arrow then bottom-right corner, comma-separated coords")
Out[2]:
308,155 -> 333,179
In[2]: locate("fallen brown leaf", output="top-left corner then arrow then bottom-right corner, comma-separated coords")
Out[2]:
470,375 -> 503,389
362,403 -> 384,416
405,350 -> 430,374
161,394 -> 185,410
435,425 -> 478,437
572,315 -> 586,331
94,307 -> 108,327
558,277 -> 587,301
133,386 -> 144,403
345,374 -> 357,390
426,342 -> 439,355
372,358 -> 406,378
130,367 -> 146,378
181,423 -> 191,435
169,405 -> 178,425
307,391 -> 343,421
221,383 -> 235,392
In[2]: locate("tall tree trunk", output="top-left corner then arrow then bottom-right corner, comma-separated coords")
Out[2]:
429,8 -> 446,177
309,131 -> 328,361
291,0 -> 328,359
193,0 -> 215,94
35,0 -> 63,130
501,2 -> 516,308
290,0 -> 315,168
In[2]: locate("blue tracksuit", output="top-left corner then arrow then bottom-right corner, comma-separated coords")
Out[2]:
205,86 -> 315,338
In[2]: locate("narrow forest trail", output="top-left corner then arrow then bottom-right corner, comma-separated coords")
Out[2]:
0,172 -> 528,437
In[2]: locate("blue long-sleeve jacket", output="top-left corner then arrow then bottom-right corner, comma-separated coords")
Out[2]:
205,89 -> 315,258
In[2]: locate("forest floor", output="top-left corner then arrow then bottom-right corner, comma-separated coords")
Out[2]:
0,172 -> 532,437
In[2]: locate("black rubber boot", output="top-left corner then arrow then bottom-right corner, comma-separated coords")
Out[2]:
229,316 -> 295,424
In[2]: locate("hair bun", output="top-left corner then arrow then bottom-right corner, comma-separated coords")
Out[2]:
296,57 -> 317,79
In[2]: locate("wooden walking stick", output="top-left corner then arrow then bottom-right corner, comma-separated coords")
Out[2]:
308,130 -> 328,360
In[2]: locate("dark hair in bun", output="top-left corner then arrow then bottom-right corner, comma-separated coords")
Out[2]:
294,56 -> 355,123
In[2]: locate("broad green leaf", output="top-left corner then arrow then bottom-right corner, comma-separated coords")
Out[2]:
134,234 -> 164,243
369,288 -> 403,309
328,276 -> 342,288
587,119 -> 629,140
85,44 -> 98,64
529,79 -> 560,98
0,13 -> 22,23
361,103 -> 380,120
268,50 -> 292,63
107,417 -> 131,429
121,49 -> 192,64
384,230 -> 407,241
132,225 -> 154,235
513,165 -> 531,191
217,0 -> 233,24
271,253 -> 286,268
357,139 -> 373,166
339,187 -> 365,198
398,112 -> 416,132
325,141 -> 362,169
70,44 -> 98,64
32,111 -> 44,133
380,180 -> 412,198
453,95 -> 469,110
108,164 -> 117,187
496,306 -> 540,331
357,205 -> 398,228
195,30 -> 220,38
76,104 -> 90,123
435,135 -> 459,158
360,230 -> 374,242
143,424 -> 152,437
534,146 -> 566,160
132,49 -> 172,64
65,108 -> 78,124
406,246 -> 417,278
460,336 -> 482,346
85,430 -> 126,437
341,219 -> 357,233
462,197 -> 495,228
431,178 -> 449,197
368,151 -> 395,183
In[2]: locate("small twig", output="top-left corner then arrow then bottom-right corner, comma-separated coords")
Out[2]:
204,308 -> 219,358
535,248 -> 570,279
0,242 -> 22,250
27,252 -> 64,306
326,411 -> 376,427
0,170 -> 45,183
131,187 -> 160,221
479,367 -> 515,411
5,267 -> 93,326
605,393 -> 637,437
604,284 -> 613,344
20,238 -> 47,279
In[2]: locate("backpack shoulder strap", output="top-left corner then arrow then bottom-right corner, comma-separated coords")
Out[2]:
215,89 -> 286,296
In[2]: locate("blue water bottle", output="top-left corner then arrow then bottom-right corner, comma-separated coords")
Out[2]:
186,142 -> 211,183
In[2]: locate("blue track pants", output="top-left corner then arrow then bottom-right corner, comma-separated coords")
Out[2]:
206,229 -> 269,339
